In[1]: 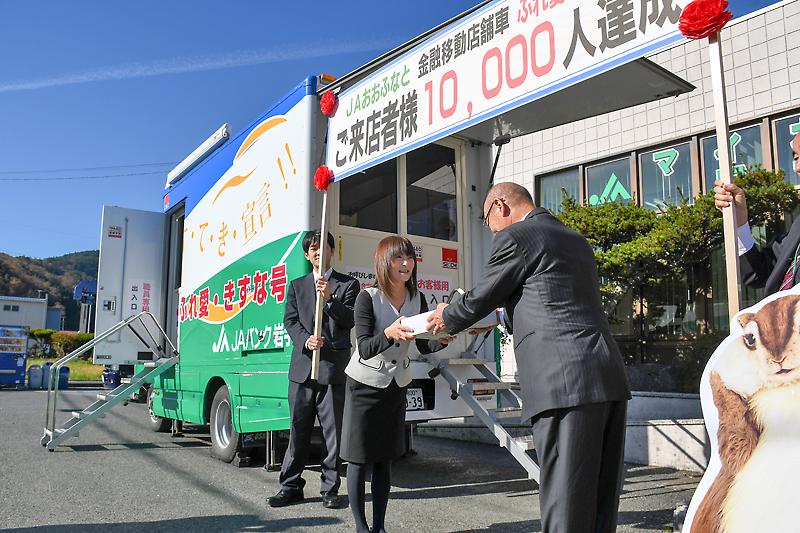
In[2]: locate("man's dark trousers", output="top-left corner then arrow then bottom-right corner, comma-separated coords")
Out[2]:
279,269 -> 359,494
280,378 -> 344,493
531,400 -> 628,533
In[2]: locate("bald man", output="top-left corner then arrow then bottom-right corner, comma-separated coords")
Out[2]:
714,133 -> 800,295
428,182 -> 631,533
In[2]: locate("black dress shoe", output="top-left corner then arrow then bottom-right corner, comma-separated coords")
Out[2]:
321,491 -> 341,508
267,488 -> 304,507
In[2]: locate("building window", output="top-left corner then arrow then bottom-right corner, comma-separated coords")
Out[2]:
607,287 -> 635,337
339,159 -> 398,233
640,142 -> 693,210
406,144 -> 458,241
774,114 -> 800,186
644,271 -> 699,339
702,125 -> 762,191
586,158 -> 632,206
538,168 -> 580,213
3,305 -> 19,312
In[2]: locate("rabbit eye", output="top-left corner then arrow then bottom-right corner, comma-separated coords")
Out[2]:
743,333 -> 757,348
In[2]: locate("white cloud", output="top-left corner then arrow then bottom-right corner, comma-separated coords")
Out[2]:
0,37 -> 404,94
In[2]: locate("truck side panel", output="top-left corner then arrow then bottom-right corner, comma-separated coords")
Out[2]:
152,76 -> 322,432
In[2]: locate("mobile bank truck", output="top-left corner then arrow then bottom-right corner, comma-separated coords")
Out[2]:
42,0 -> 693,478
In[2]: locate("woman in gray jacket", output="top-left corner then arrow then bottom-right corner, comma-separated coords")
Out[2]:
340,236 -> 451,533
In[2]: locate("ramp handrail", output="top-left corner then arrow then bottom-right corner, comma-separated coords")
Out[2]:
44,311 -> 177,438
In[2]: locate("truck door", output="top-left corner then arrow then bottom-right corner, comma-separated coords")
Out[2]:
164,207 -> 185,349
332,138 -> 493,420
94,206 -> 167,366
334,138 -> 467,347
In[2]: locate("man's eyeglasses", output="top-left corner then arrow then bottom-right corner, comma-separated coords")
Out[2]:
483,198 -> 504,228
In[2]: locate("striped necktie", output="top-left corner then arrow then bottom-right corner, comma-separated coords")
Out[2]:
779,243 -> 800,291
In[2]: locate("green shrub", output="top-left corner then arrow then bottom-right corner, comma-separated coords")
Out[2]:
28,328 -> 56,357
51,331 -> 94,360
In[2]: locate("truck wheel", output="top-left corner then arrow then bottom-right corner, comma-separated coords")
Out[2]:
210,386 -> 241,462
147,386 -> 172,433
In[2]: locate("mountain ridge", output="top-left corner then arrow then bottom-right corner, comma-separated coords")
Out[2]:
0,250 -> 99,330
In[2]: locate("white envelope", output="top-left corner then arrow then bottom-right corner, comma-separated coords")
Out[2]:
401,310 -> 500,340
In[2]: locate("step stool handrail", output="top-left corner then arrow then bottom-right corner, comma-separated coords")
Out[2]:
44,311 -> 177,436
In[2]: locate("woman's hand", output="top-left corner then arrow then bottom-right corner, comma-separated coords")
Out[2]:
384,316 -> 416,342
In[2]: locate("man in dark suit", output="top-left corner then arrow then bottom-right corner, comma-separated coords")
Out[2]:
427,182 -> 631,533
267,230 -> 360,509
714,133 -> 800,295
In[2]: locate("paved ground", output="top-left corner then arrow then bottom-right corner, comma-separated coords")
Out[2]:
0,387 -> 700,532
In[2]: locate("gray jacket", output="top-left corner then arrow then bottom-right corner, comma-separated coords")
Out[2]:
443,208 -> 630,421
346,286 -> 440,388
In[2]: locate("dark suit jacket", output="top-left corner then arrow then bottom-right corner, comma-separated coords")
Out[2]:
740,219 -> 800,295
443,208 -> 631,421
283,270 -> 360,386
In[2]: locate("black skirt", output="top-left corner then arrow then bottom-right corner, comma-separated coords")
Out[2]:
340,376 -> 406,464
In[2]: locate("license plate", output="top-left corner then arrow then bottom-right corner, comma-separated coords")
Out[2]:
405,388 -> 424,411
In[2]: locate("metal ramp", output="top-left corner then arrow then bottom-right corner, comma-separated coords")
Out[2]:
424,351 -> 540,481
40,311 -> 178,451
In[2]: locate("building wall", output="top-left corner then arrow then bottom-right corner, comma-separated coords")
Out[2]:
0,296 -> 48,330
490,0 -> 800,387
491,0 -> 800,185
46,307 -> 63,331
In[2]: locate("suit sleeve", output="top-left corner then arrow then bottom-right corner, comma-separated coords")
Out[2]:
355,290 -> 392,360
416,293 -> 445,354
283,280 -> 310,349
740,232 -> 788,289
324,277 -> 359,330
442,230 -> 529,336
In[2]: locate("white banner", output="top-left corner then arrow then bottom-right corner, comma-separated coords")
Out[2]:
326,0 -> 685,181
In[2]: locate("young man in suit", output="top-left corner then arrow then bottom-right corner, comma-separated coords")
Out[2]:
714,133 -> 800,295
267,230 -> 360,509
427,182 -> 631,533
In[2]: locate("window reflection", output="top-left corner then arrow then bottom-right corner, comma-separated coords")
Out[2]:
644,272 -> 698,338
607,287 -> 635,337
640,143 -> 693,210
702,125 -> 762,191
339,159 -> 398,233
538,168 -> 580,213
406,144 -> 458,241
586,158 -> 632,206
774,114 -> 800,186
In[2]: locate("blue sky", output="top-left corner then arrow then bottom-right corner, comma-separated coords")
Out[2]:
0,0 -> 775,259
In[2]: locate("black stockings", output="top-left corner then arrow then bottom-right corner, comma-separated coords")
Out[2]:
347,461 -> 392,533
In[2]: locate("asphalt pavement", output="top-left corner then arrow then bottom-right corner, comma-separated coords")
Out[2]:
0,387 -> 700,532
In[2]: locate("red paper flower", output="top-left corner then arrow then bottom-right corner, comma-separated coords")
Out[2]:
679,0 -> 733,40
314,165 -> 332,191
320,91 -> 337,116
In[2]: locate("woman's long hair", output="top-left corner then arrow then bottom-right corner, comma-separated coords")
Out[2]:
373,236 -> 417,298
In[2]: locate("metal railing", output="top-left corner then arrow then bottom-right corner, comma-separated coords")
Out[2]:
43,311 -> 177,440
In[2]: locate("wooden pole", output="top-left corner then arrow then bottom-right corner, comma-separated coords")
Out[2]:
310,188 -> 331,381
708,31 -> 741,318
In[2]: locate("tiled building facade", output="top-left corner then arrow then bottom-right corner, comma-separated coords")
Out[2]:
493,0 -> 800,388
